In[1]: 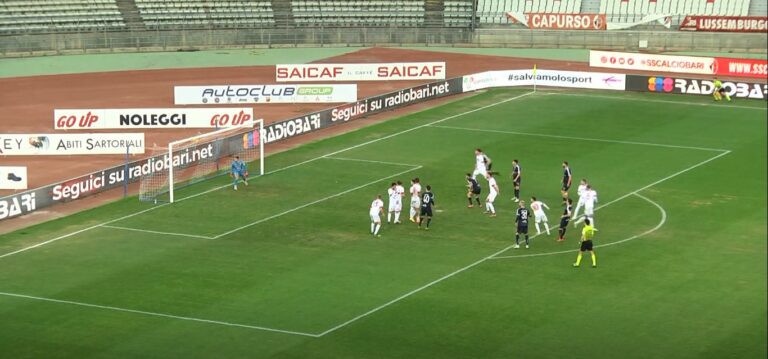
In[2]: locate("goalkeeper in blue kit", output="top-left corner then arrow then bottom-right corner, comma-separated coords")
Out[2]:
231,156 -> 249,190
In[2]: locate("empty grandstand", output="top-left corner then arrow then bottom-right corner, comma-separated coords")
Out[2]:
600,0 -> 751,24
0,0 -> 124,33
292,0 -> 426,27
478,0 -> 583,25
135,0 -> 275,30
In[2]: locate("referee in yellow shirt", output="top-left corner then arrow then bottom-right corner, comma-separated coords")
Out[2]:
573,219 -> 597,268
713,78 -> 731,102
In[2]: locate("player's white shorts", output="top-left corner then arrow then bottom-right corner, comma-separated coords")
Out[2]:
370,213 -> 381,223
535,213 -> 548,223
411,197 -> 420,208
584,204 -> 594,216
472,167 -> 487,178
389,200 -> 402,212
487,191 -> 497,202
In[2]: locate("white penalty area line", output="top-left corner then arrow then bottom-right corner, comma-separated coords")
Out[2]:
211,165 -> 423,239
431,125 -> 729,153
323,156 -> 421,168
543,91 -> 768,111
101,225 -> 215,240
314,149 -> 728,337
0,291 -> 319,338
489,193 -> 666,260
0,91 -> 535,261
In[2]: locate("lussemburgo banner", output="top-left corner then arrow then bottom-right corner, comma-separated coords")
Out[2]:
275,62 -> 446,82
54,108 -> 255,129
0,133 -> 145,156
174,84 -> 358,105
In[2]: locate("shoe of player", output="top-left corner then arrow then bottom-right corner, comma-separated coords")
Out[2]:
490,213 -> 497,217
425,227 -> 429,231
592,264 -> 597,268
573,263 -> 579,267
513,244 -> 520,249
513,198 -> 519,202
468,205 -> 473,208
409,218 -> 415,223
244,182 -> 248,186
233,186 -> 238,191
483,211 -> 490,214
525,244 -> 529,249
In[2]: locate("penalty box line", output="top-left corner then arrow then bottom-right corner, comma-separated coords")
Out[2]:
104,158 -> 420,239
0,91 -> 535,260
313,149 -> 730,337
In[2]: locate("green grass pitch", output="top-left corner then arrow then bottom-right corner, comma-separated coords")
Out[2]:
0,89 -> 765,358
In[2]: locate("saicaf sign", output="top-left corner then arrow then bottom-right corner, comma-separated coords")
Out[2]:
54,108 -> 255,129
275,62 -> 446,82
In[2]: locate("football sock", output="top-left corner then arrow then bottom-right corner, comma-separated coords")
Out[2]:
488,203 -> 495,213
575,253 -> 583,265
374,224 -> 381,235
558,227 -> 565,239
468,198 -> 473,206
515,234 -> 520,245
591,253 -> 597,266
725,93 -> 731,101
370,223 -> 375,233
394,212 -> 400,222
387,213 -> 392,223
514,189 -> 519,199
418,217 -> 423,227
485,202 -> 490,211
410,208 -> 415,219
426,218 -> 432,228
476,197 -> 481,205
535,223 -> 541,234
544,222 -> 550,235
525,235 -> 529,245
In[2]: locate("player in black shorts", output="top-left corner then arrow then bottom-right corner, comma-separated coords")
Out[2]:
561,161 -> 572,200
419,185 -> 435,230
514,200 -> 530,249
466,174 -> 482,208
511,159 -> 521,202
557,198 -> 573,242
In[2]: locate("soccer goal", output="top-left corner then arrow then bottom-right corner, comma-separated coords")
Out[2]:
138,119 -> 264,203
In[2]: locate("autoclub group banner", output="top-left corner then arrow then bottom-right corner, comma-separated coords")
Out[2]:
679,16 -> 768,32
174,84 -> 358,105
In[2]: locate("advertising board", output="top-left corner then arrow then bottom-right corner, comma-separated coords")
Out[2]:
589,50 -> 716,75
275,62 -> 446,82
679,16 -> 768,32
54,108 -> 254,129
174,84 -> 358,104
626,75 -> 768,100
0,133 -> 145,155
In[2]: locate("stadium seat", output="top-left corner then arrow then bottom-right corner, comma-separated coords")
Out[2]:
599,0 -> 752,25
134,0 -> 275,30
291,0 -> 426,27
0,0 -> 125,34
476,0 -> 583,25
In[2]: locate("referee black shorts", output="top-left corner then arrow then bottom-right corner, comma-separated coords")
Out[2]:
580,240 -> 593,251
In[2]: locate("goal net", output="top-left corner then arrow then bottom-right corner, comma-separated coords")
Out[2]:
138,119 -> 264,203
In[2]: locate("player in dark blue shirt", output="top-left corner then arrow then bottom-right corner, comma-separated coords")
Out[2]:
466,173 -> 482,208
561,161 -> 572,200
418,185 -> 435,230
514,200 -> 531,249
558,198 -> 573,242
511,159 -> 522,202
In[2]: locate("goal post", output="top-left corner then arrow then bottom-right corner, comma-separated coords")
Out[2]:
138,119 -> 264,204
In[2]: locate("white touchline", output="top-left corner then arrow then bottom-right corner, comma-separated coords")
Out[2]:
0,91 -> 535,260
0,291 -> 320,338
489,193 -> 667,260
545,91 -> 768,111
101,225 -> 215,240
211,166 -> 423,239
315,150 -> 728,337
431,125 -> 729,153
